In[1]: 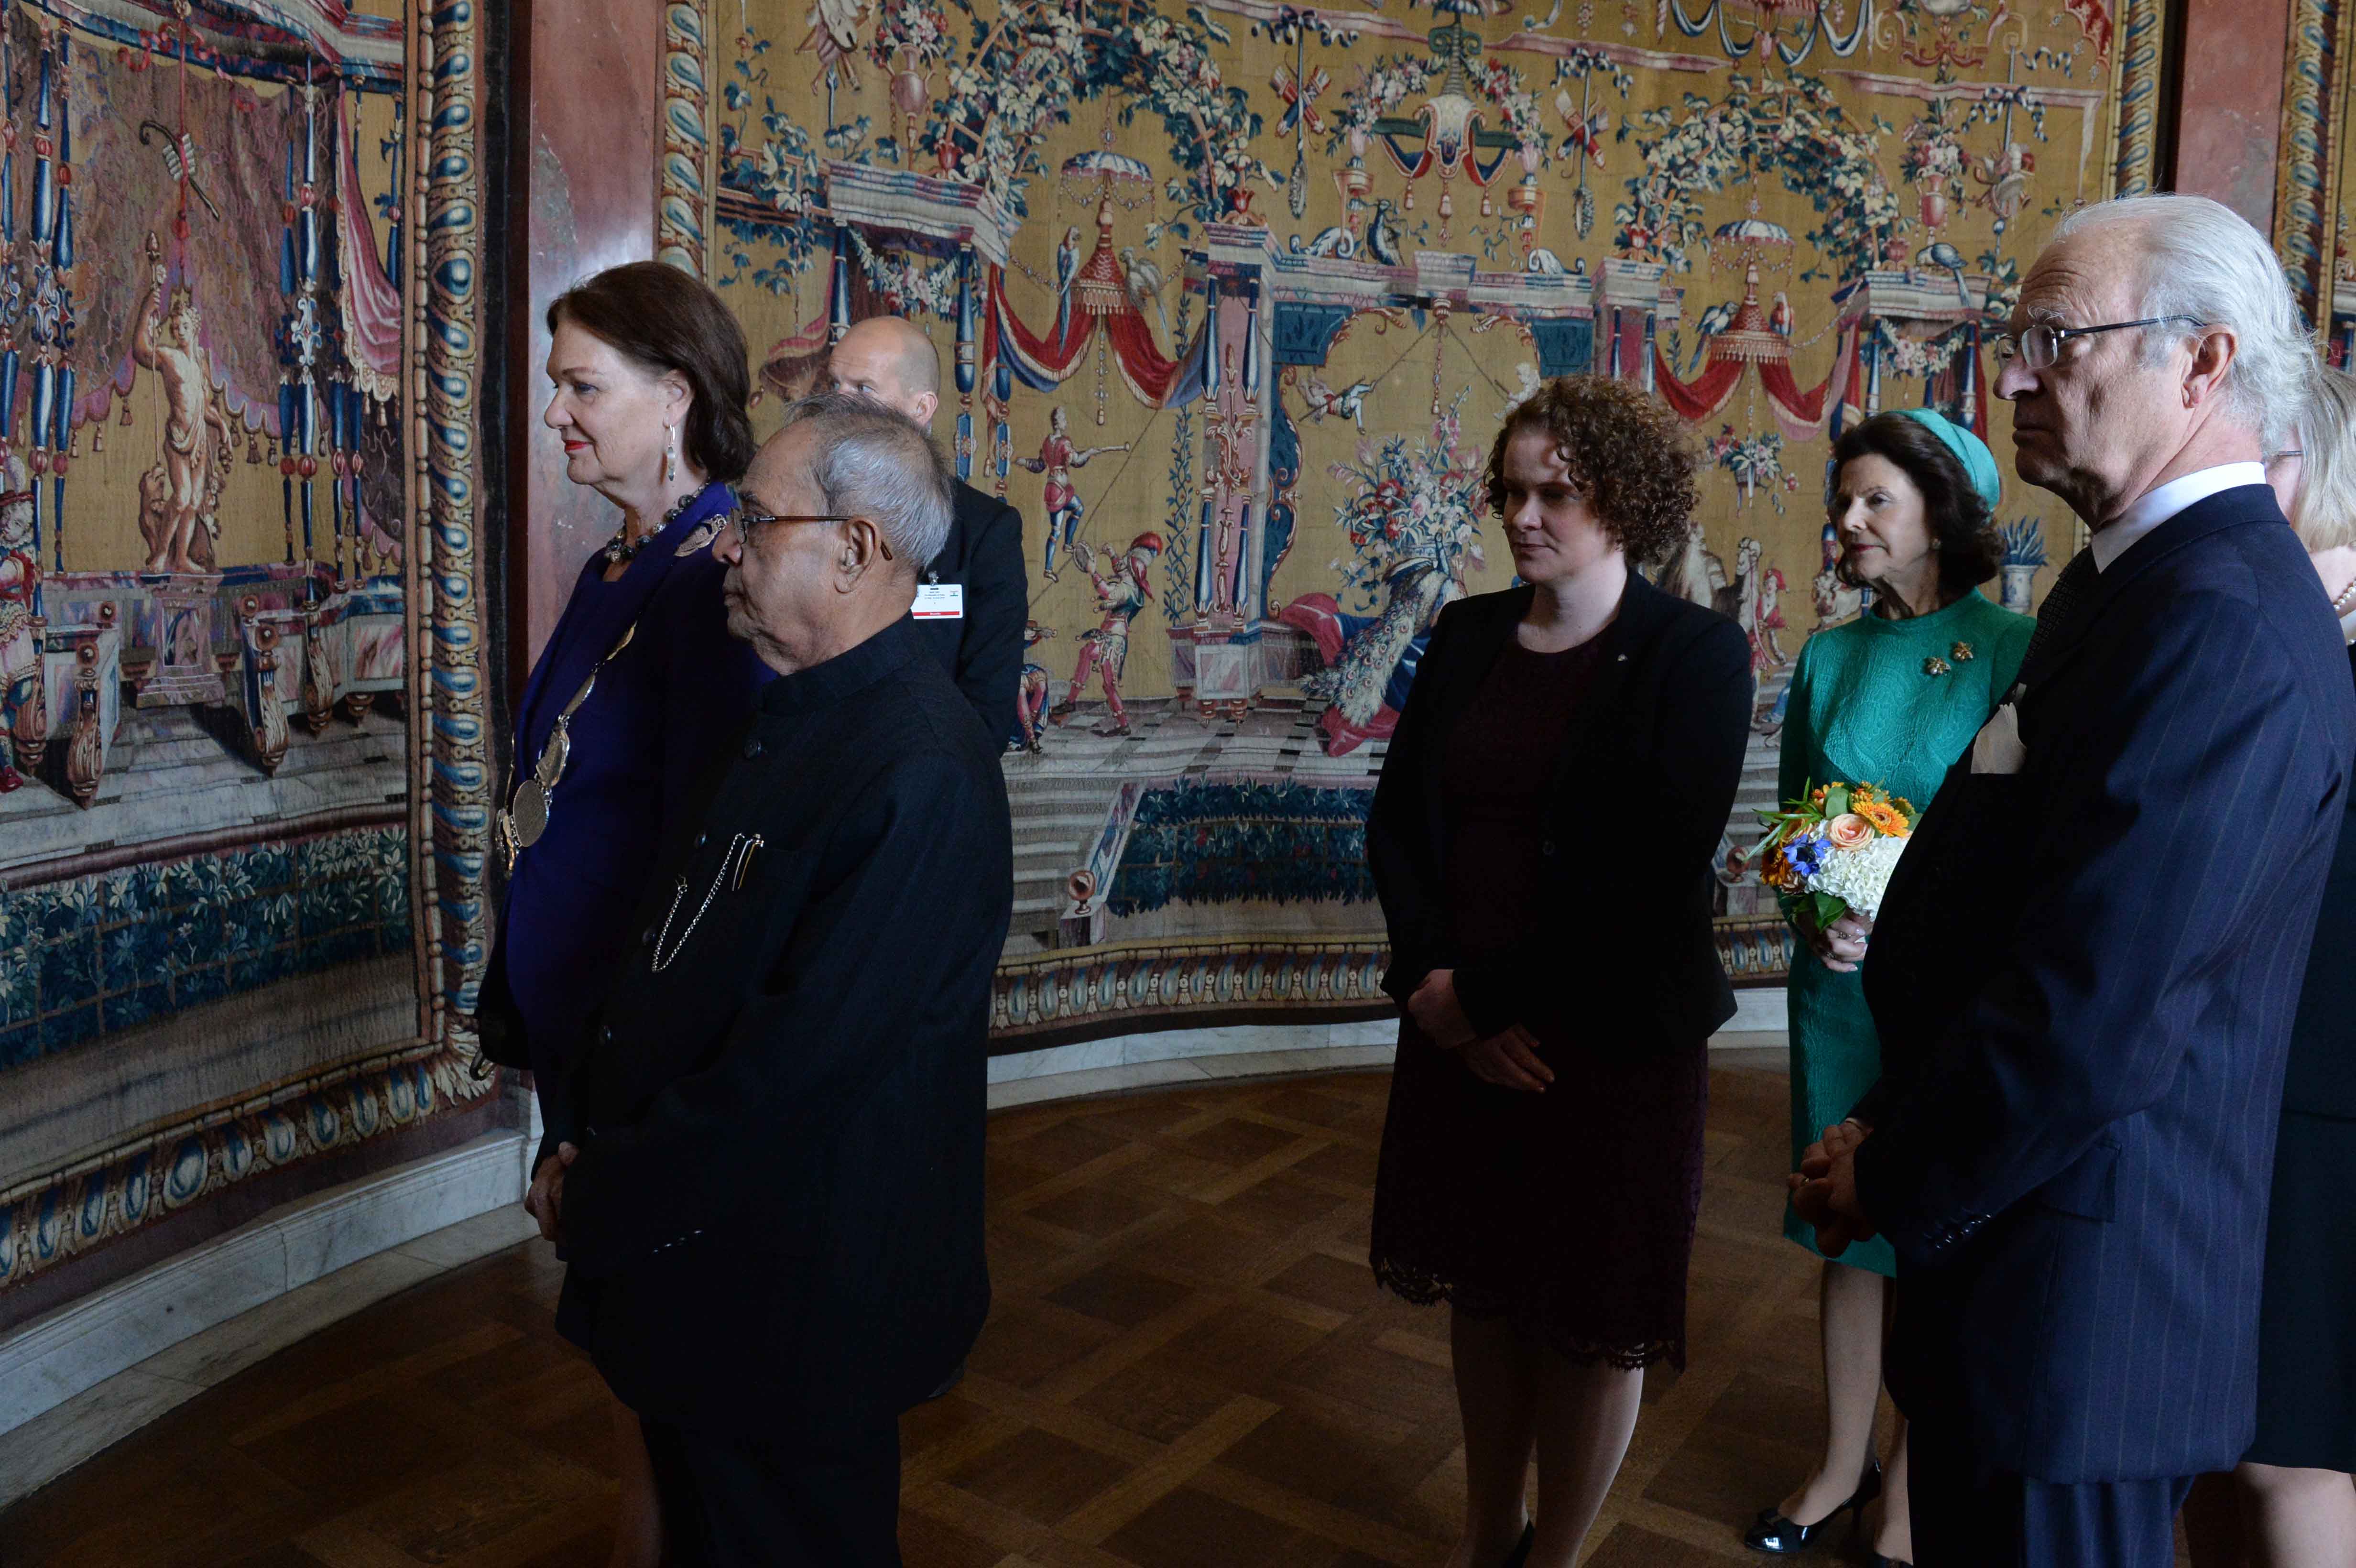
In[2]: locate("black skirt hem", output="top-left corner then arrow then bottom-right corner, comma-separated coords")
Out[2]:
1370,1255 -> 1687,1372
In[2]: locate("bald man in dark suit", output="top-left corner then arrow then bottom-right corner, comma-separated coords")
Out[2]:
824,316 -> 1025,747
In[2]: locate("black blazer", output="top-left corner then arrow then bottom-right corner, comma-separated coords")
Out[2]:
552,617 -> 1013,1436
1366,570 -> 1753,1047
919,479 -> 1027,746
1855,487 -> 2356,1481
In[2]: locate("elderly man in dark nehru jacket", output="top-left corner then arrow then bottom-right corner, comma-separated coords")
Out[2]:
824,314 -> 1027,748
534,392 -> 1013,1566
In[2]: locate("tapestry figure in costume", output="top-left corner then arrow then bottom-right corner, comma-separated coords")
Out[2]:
1020,405 -> 1127,581
1051,533 -> 1159,736
132,234 -> 237,576
1013,619 -> 1054,752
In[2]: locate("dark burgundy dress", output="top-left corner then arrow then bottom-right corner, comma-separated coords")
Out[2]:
1369,635 -> 1712,1370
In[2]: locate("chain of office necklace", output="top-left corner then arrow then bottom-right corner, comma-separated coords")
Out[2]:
600,485 -> 710,568
648,833 -> 761,972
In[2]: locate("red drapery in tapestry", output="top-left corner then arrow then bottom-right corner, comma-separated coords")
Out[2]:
1649,325 -> 1860,440
1650,350 -> 1745,422
986,216 -> 1183,406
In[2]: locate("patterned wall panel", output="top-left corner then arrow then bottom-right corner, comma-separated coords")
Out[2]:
654,0 -> 2140,1045
0,0 -> 497,1306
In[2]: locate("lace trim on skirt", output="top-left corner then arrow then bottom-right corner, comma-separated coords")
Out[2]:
1370,1256 -> 1685,1372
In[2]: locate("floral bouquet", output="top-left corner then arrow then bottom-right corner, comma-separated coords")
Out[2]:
1758,781 -> 1916,929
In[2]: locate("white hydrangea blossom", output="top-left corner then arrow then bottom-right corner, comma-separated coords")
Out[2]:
1810,834 -> 1909,920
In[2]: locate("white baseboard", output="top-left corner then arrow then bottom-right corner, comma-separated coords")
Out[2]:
1725,986 -> 1789,1034
0,1128 -> 533,1505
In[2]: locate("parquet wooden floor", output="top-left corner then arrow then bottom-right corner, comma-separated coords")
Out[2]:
0,1063 -> 2191,1568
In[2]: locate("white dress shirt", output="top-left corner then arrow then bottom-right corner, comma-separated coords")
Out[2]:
2090,461 -> 2268,572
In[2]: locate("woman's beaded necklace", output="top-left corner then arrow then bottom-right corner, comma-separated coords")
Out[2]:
599,483 -> 710,568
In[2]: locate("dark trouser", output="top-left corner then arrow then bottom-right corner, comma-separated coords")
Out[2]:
1909,1415 -> 2193,1568
639,1413 -> 903,1568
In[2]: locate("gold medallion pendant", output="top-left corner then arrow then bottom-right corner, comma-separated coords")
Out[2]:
511,777 -> 552,849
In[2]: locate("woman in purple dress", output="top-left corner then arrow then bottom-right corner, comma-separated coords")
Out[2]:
474,262 -> 766,1568
1367,376 -> 1753,1568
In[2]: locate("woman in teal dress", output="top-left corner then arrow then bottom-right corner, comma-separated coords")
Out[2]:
1745,409 -> 2031,1567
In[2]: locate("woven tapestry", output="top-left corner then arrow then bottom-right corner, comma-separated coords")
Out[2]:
656,0 -> 2157,1045
0,0 -> 495,1307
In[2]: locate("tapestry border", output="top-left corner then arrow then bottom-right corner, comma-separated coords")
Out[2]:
656,0 -> 714,274
2277,0 -> 2351,330
2111,0 -> 2172,199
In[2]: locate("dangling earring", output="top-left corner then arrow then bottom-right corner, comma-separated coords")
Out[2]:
664,425 -> 679,485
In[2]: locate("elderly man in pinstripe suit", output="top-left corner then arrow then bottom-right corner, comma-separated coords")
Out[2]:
1794,194 -> 2356,1567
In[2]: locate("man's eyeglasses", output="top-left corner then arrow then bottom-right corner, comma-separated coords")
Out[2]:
1990,316 -> 2209,372
723,507 -> 894,559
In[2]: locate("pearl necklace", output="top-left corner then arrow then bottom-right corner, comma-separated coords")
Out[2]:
2333,571 -> 2356,617
600,484 -> 710,568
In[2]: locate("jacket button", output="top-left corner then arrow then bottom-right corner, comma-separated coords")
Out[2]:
696,832 -> 709,849
600,1024 -> 614,1044
743,737 -> 764,759
641,926 -> 656,947
1541,839 -> 1558,857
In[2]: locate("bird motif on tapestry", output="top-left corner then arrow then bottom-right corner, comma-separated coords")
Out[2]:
1917,240 -> 1972,309
1686,299 -> 1737,375
1363,199 -> 1405,266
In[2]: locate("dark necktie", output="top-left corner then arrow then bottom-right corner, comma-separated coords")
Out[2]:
2018,546 -> 2096,688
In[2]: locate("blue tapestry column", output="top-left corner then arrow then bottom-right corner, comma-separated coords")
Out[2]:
277,78 -> 325,586
317,86 -> 355,588
0,0 -> 45,795
953,245 -> 977,480
24,23 -> 75,568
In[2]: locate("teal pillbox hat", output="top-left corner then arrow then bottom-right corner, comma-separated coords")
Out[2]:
1890,405 -> 2002,512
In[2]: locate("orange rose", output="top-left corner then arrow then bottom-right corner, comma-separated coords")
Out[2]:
1824,813 -> 1874,851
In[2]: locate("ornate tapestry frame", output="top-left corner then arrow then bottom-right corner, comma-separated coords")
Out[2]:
0,0 -> 497,1301
2277,0 -> 2352,335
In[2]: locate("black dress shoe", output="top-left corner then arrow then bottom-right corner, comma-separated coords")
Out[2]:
1743,1460 -> 1883,1554
1498,1522 -> 1537,1568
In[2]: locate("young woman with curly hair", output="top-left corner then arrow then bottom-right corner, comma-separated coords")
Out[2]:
1365,375 -> 1754,1568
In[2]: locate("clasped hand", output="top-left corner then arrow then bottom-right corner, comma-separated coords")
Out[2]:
524,1141 -> 579,1244
1408,969 -> 1554,1093
1798,907 -> 1873,973
1789,1120 -> 1876,1255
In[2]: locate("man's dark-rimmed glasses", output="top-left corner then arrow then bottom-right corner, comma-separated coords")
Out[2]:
724,507 -> 894,559
1990,316 -> 2210,372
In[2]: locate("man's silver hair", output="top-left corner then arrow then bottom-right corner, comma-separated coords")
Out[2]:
775,390 -> 953,569
2050,194 -> 2316,451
